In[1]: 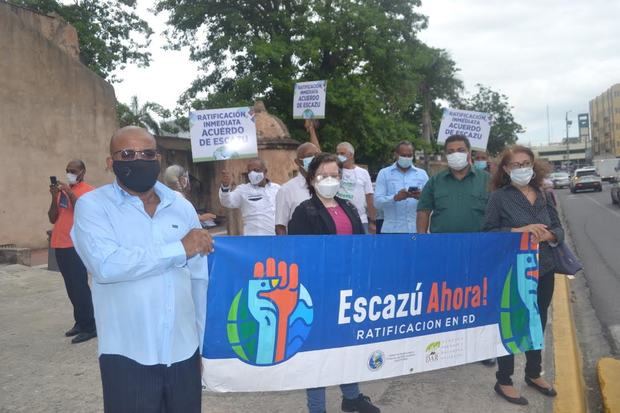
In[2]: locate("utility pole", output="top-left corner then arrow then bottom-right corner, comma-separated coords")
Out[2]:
565,111 -> 572,170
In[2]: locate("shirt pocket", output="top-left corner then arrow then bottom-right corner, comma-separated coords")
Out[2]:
434,194 -> 451,212
470,193 -> 488,213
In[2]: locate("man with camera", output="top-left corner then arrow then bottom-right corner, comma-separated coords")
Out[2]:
374,140 -> 429,233
48,159 -> 96,344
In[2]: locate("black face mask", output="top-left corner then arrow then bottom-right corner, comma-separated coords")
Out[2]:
112,160 -> 160,193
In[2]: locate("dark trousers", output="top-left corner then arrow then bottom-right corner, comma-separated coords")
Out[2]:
99,350 -> 202,413
55,247 -> 95,332
496,272 -> 555,385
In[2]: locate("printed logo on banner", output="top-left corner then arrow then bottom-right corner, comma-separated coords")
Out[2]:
499,233 -> 543,354
368,350 -> 385,371
425,341 -> 441,363
226,258 -> 314,366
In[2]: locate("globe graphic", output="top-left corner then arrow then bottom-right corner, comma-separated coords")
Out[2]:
227,284 -> 314,366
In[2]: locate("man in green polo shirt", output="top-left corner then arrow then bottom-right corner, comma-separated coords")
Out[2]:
416,134 -> 490,233
416,134 -> 494,366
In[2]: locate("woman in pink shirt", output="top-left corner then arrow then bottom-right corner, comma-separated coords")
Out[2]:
288,153 -> 379,413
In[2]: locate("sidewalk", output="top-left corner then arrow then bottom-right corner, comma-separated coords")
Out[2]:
0,263 -> 557,413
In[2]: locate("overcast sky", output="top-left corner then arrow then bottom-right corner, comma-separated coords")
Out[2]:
115,0 -> 620,147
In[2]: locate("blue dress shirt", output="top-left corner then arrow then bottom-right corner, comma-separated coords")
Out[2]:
71,180 -> 209,366
374,163 -> 429,233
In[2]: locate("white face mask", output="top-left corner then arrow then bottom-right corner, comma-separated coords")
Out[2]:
301,156 -> 314,171
510,167 -> 534,186
397,156 -> 413,169
337,154 -> 348,163
66,173 -> 79,184
446,152 -> 469,171
248,171 -> 264,185
315,177 -> 340,199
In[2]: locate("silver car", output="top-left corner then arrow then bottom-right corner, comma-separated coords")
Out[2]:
549,172 -> 570,189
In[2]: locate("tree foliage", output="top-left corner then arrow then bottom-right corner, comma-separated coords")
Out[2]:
155,0 -> 437,170
10,0 -> 152,81
463,85 -> 524,155
117,96 -> 165,134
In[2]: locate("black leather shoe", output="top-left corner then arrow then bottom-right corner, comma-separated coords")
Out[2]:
64,326 -> 80,337
480,358 -> 496,367
494,382 -> 528,405
341,394 -> 380,413
525,376 -> 557,397
71,330 -> 97,344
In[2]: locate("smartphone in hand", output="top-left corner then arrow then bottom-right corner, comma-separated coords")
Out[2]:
408,186 -> 419,193
50,176 -> 58,186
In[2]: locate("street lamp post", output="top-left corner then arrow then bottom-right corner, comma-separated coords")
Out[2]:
565,111 -> 572,169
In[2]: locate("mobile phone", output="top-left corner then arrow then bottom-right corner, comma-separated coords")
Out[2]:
50,176 -> 58,186
408,186 -> 419,192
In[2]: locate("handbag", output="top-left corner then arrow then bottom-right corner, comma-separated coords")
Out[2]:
541,190 -> 583,275
551,242 -> 583,275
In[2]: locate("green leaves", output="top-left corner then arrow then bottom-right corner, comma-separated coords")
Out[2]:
11,0 -> 152,81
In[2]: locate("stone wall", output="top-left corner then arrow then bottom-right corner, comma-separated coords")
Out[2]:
0,3 -> 118,248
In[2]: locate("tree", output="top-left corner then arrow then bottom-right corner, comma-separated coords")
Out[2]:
463,85 -> 524,155
10,0 -> 152,81
155,0 -> 440,171
117,96 -> 165,134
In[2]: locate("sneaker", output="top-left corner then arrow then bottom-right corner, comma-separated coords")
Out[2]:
341,394 -> 380,413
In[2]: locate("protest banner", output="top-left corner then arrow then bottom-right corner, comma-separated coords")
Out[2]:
437,108 -> 492,151
189,107 -> 257,162
293,80 -> 327,119
202,232 -> 542,392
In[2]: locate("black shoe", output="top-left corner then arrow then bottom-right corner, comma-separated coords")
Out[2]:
494,382 -> 528,405
525,376 -> 557,397
341,394 -> 380,413
71,330 -> 97,344
64,326 -> 80,337
480,358 -> 496,367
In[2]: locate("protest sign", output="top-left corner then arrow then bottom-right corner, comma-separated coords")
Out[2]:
201,233 -> 543,392
189,107 -> 257,162
437,108 -> 492,151
293,80 -> 327,119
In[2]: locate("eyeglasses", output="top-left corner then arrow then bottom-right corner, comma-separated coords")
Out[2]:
112,149 -> 159,161
507,161 -> 533,169
316,174 -> 340,181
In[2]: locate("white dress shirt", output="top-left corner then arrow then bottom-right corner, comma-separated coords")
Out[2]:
275,173 -> 311,229
71,181 -> 208,366
219,181 -> 280,235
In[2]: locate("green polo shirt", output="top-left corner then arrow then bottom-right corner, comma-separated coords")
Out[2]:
416,167 -> 490,233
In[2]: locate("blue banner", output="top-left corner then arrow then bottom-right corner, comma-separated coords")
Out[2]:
203,232 -> 543,392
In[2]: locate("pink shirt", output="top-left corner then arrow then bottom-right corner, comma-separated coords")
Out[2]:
327,205 -> 353,235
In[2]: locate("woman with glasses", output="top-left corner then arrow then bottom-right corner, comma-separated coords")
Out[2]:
288,153 -> 380,413
484,145 -> 564,405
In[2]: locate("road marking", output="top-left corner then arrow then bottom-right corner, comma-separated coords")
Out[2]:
584,195 -> 620,219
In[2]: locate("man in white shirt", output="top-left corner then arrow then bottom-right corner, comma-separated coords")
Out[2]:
335,142 -> 376,233
219,159 -> 280,235
275,142 -> 320,235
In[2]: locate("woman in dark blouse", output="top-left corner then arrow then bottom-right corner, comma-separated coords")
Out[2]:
484,145 -> 564,405
288,153 -> 379,413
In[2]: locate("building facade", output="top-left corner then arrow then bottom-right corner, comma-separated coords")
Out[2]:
590,84 -> 620,158
533,139 -> 587,169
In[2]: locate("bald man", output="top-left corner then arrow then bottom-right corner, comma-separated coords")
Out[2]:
71,126 -> 212,413
48,159 -> 96,344
219,159 -> 280,235
274,142 -> 320,235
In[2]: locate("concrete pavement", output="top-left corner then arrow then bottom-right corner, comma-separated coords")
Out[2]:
0,263 -> 559,413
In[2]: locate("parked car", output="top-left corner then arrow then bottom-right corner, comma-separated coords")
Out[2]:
594,158 -> 620,182
570,167 -> 602,193
612,183 -> 620,205
549,171 -> 570,189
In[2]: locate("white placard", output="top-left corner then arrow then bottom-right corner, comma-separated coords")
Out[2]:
437,108 -> 492,151
293,80 -> 327,119
189,107 -> 258,163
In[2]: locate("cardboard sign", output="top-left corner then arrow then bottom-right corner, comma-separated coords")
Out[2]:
437,108 -> 492,151
189,107 -> 258,162
293,80 -> 327,119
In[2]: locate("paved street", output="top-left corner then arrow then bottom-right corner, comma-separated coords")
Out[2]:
556,183 -> 620,351
0,264 -> 554,413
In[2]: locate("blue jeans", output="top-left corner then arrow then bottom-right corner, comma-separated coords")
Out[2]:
306,383 -> 360,413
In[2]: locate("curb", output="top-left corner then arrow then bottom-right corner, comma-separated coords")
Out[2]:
552,274 -> 587,413
598,357 -> 620,412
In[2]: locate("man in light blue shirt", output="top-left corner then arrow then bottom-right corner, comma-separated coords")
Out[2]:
71,126 -> 213,413
374,141 -> 429,233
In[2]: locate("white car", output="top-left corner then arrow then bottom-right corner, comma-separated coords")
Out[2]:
570,167 -> 602,193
